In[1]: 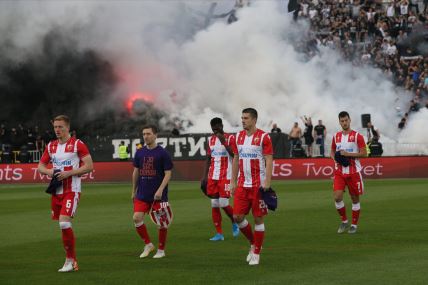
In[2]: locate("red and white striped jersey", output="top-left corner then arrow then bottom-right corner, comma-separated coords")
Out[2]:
207,133 -> 235,180
40,137 -> 90,194
331,130 -> 366,175
233,129 -> 273,188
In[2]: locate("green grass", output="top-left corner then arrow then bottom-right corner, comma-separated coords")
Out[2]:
1,179 -> 428,285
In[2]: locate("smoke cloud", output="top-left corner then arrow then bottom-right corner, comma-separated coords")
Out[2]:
0,1 -> 426,150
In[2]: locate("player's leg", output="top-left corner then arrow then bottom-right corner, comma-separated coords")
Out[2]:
210,198 -> 224,240
153,225 -> 168,258
348,172 -> 364,234
208,180 -> 224,240
333,173 -> 348,233
249,191 -> 268,266
57,192 -> 80,272
233,187 -> 253,246
219,180 -> 239,237
133,200 -> 154,258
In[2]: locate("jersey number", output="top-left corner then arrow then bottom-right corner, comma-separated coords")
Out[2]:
66,200 -> 72,209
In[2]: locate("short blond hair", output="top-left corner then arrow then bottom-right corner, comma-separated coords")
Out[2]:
53,115 -> 70,126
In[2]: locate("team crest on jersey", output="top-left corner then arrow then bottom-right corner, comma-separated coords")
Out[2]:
67,144 -> 73,151
349,135 -> 355,141
254,137 -> 260,143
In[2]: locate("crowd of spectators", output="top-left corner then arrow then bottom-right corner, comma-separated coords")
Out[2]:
293,0 -> 428,128
0,123 -> 56,163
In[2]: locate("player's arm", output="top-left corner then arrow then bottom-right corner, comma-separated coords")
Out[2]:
263,154 -> 273,190
223,143 -> 234,157
56,155 -> 94,181
38,162 -> 54,177
37,147 -> 54,177
216,133 -> 234,157
132,167 -> 139,199
330,136 -> 336,161
154,170 -> 172,200
202,155 -> 211,182
231,154 -> 238,194
262,134 -> 274,190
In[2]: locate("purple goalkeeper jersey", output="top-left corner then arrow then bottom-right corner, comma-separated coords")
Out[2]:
133,145 -> 173,202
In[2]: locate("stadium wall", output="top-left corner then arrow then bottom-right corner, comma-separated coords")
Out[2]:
1,157 -> 427,184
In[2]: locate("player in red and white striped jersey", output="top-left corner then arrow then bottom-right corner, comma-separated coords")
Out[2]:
202,118 -> 239,241
231,108 -> 273,266
38,115 -> 93,272
330,111 -> 367,234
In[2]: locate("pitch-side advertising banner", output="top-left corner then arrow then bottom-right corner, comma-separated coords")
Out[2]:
1,157 -> 427,184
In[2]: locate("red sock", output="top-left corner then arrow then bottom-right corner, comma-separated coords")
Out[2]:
136,223 -> 151,244
254,230 -> 265,255
239,222 -> 254,244
212,208 -> 222,234
352,210 -> 360,225
158,228 -> 168,250
222,206 -> 234,222
337,206 -> 348,222
61,228 -> 76,260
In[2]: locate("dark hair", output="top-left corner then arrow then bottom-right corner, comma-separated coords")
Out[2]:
210,117 -> 222,126
142,125 -> 158,134
338,111 -> 350,119
242,108 -> 258,119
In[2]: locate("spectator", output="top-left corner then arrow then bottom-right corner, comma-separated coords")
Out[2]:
301,116 -> 314,157
398,117 -> 407,129
271,123 -> 282,133
294,0 -> 428,130
314,119 -> 326,157
118,141 -> 129,161
289,122 -> 302,146
366,122 -> 380,144
368,137 -> 384,157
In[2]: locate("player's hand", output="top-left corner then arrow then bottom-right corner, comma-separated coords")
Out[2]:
154,189 -> 163,200
261,183 -> 270,191
47,169 -> 55,178
56,171 -> 72,181
131,190 -> 135,200
340,150 -> 347,157
215,132 -> 226,144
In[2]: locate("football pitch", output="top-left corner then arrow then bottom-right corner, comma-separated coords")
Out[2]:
1,179 -> 428,285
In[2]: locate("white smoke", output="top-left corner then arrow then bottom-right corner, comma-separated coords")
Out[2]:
0,0 -> 426,148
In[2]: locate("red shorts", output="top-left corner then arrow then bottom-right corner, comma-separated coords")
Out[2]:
133,199 -> 153,213
51,192 -> 80,220
233,186 -> 268,217
207,179 -> 231,198
333,171 -> 364,196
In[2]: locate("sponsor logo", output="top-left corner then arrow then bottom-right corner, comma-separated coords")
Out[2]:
211,150 -> 227,156
52,157 -> 72,167
238,148 -> 258,158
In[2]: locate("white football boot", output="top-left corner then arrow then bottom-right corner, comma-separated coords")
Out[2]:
249,254 -> 260,266
246,244 -> 255,262
139,243 -> 155,258
58,259 -> 78,272
153,249 -> 165,259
